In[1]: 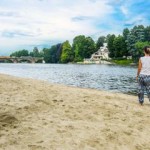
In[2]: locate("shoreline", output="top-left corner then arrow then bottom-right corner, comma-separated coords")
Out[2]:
0,70 -> 137,96
0,73 -> 150,150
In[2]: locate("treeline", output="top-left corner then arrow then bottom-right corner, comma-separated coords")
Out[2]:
10,35 -> 97,63
10,47 -> 43,58
108,25 -> 150,61
10,25 -> 150,63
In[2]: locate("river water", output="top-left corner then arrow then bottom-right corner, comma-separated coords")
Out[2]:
0,63 -> 138,94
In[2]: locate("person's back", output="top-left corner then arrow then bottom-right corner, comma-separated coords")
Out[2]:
140,57 -> 150,75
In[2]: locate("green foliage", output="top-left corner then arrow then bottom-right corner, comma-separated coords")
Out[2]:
107,25 -> 150,61
107,34 -> 115,58
43,43 -> 62,63
72,35 -> 86,62
72,35 -> 96,62
50,45 -> 58,63
111,59 -> 133,65
60,41 -> 73,63
43,48 -> 51,63
144,26 -> 150,41
126,25 -> 147,60
33,47 -> 39,57
96,36 -> 105,50
123,28 -> 130,40
84,37 -> 96,58
10,49 -> 29,57
135,41 -> 150,58
113,35 -> 127,57
9,24 -> 150,64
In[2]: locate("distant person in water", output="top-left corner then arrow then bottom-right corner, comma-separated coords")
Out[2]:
137,46 -> 150,105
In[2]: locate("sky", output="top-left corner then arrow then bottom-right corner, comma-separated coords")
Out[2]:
0,0 -> 150,55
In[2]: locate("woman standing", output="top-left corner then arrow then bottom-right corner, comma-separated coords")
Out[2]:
137,46 -> 150,105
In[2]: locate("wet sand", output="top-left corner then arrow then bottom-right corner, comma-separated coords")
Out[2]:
0,73 -> 150,150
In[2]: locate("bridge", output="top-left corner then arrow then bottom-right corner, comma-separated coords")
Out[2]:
0,56 -> 44,63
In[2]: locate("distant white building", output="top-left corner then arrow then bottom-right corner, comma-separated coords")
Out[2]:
83,43 -> 110,64
91,43 -> 109,60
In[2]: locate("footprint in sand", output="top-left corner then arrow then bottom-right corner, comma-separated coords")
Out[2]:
134,112 -> 144,117
28,145 -> 47,150
52,99 -> 63,103
0,113 -> 18,126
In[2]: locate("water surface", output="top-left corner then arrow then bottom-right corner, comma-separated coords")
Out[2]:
0,63 -> 137,94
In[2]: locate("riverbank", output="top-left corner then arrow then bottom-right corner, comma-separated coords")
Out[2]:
77,59 -> 136,66
77,60 -> 114,64
0,74 -> 150,150
110,59 -> 136,66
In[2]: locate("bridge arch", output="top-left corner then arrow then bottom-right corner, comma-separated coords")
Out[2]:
18,59 -> 34,63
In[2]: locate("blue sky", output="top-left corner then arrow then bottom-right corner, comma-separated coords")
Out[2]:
0,0 -> 150,55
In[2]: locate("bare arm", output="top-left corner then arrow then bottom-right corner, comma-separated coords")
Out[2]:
137,58 -> 142,79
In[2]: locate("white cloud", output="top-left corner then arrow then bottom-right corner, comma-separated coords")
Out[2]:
0,0 -> 149,55
120,6 -> 128,16
0,0 -> 115,54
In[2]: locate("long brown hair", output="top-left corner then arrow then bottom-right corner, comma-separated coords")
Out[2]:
143,46 -> 150,55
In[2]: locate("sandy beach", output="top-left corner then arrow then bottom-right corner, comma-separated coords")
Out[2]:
0,73 -> 150,150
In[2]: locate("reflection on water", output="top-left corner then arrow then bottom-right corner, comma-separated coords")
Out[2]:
0,63 -> 137,94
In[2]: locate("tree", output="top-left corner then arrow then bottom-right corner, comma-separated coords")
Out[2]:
55,43 -> 62,63
43,48 -> 51,63
126,25 -> 145,59
33,47 -> 40,57
144,26 -> 150,41
49,45 -> 57,63
42,43 -> 63,63
83,37 -> 96,58
107,34 -> 116,58
123,28 -> 130,41
131,25 -> 145,42
96,36 -> 105,50
60,40 -> 73,63
135,41 -> 150,58
29,51 -> 34,57
10,49 -> 29,57
72,35 -> 96,62
113,35 -> 127,57
72,35 -> 86,62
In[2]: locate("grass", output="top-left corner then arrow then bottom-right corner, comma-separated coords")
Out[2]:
110,59 -> 134,65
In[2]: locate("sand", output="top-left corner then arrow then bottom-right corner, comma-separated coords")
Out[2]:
0,73 -> 150,150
